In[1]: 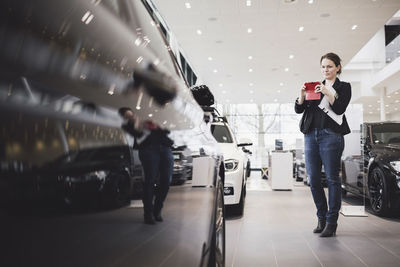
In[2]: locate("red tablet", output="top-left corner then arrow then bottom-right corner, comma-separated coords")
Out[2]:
304,82 -> 321,100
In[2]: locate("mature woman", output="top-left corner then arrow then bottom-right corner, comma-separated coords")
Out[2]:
295,52 -> 351,237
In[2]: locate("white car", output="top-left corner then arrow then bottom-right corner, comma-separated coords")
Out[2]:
211,118 -> 252,215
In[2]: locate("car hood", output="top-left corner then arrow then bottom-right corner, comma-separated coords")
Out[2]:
373,144 -> 400,161
217,143 -> 242,160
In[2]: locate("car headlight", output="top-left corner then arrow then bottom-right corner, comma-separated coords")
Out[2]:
390,161 -> 400,172
225,159 -> 239,172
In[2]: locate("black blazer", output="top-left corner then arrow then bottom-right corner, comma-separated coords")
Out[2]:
295,78 -> 351,135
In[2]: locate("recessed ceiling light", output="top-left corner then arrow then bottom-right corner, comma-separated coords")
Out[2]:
369,111 -> 373,114
213,69 -> 218,73
196,29 -> 202,35
395,92 -> 399,95
289,54 -> 294,59
248,56 -> 253,60
226,99 -> 230,103
274,99 -> 278,102
385,104 -> 389,107
250,99 -> 254,102
250,90 -> 254,94
351,25 -> 358,30
308,0 -> 314,3
219,83 -> 223,87
284,67 -> 289,72
387,95 -> 391,98
208,57 -> 213,61
377,100 -> 380,103
246,0 -> 252,6
277,90 -> 281,93
249,68 -> 253,72
247,28 -> 252,33
280,82 -> 284,86
148,113 -> 153,117
249,83 -> 254,86
222,90 -> 227,94
396,100 -> 399,103
368,104 -> 372,107
395,107 -> 398,110
185,2 -> 191,9
377,108 -> 380,111
299,26 -> 304,32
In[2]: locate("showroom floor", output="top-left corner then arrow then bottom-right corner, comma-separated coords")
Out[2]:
225,171 -> 400,267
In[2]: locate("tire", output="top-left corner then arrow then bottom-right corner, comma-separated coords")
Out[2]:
101,173 -> 131,208
207,179 -> 225,267
232,183 -> 245,216
368,167 -> 390,216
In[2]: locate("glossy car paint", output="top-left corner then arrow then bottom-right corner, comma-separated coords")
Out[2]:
341,122 -> 400,216
0,0 -> 225,266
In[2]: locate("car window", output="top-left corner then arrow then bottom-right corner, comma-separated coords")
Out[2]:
371,123 -> 400,144
211,125 -> 233,143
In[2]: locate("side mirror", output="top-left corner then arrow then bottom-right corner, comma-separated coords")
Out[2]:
238,142 -> 253,147
238,138 -> 253,147
133,66 -> 177,106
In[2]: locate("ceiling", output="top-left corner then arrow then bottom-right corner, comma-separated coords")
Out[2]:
152,0 -> 400,109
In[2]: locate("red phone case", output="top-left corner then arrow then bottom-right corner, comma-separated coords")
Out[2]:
304,82 -> 321,100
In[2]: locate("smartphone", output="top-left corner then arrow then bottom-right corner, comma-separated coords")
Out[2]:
304,82 -> 321,100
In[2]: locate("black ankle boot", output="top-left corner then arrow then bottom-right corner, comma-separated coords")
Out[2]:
144,214 -> 156,225
153,209 -> 163,222
320,223 -> 337,237
313,220 -> 326,233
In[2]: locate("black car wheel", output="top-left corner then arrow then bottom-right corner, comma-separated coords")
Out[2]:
101,172 -> 132,208
368,167 -> 390,216
208,179 -> 225,267
232,182 -> 245,216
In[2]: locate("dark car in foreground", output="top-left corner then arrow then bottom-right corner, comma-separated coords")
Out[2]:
0,0 -> 225,266
341,122 -> 400,216
171,147 -> 193,185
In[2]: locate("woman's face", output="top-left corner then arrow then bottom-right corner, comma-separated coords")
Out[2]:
320,58 -> 340,80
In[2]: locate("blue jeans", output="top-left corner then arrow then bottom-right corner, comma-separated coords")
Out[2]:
305,128 -> 344,225
139,144 -> 173,216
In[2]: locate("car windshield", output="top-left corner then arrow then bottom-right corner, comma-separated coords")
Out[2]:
211,125 -> 233,143
371,123 -> 400,144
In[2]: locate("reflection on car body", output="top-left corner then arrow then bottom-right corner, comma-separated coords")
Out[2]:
0,0 -> 225,266
171,146 -> 193,185
342,122 -> 400,216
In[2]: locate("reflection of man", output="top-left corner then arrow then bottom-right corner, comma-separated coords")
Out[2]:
118,107 -> 174,225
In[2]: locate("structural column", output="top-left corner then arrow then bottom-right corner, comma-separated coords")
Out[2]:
380,87 -> 386,121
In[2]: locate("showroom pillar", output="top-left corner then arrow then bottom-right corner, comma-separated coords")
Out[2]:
380,87 -> 386,121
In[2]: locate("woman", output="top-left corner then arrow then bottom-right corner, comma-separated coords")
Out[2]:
294,53 -> 351,237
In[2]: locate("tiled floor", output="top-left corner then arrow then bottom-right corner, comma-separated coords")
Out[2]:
225,171 -> 400,267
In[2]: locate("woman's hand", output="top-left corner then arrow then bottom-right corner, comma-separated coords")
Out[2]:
315,84 -> 335,104
297,84 -> 306,104
314,84 -> 329,96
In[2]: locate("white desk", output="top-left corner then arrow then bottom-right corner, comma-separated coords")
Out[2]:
270,151 -> 293,190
